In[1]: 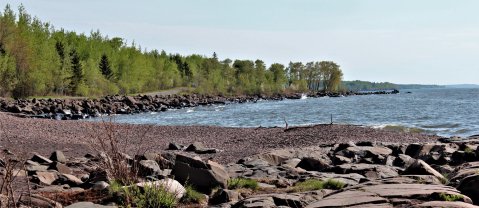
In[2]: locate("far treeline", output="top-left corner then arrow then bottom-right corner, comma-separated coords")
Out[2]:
342,81 -> 444,91
0,5 -> 344,98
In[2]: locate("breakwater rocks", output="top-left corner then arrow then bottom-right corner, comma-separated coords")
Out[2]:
5,137 -> 479,207
0,90 -> 399,120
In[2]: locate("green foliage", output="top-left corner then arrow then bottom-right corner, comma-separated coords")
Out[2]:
227,178 -> 259,190
0,5 -> 345,98
109,180 -> 178,208
437,193 -> 463,202
292,179 -> 345,192
464,146 -> 474,153
181,185 -> 205,204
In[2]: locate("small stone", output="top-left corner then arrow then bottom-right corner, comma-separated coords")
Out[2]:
49,150 -> 67,163
168,143 -> 183,150
92,181 -> 110,191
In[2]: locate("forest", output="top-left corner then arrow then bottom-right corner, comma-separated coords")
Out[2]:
0,5 -> 344,98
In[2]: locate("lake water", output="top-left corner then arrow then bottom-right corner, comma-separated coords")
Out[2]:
99,88 -> 479,137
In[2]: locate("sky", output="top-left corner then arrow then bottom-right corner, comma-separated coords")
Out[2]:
1,0 -> 479,85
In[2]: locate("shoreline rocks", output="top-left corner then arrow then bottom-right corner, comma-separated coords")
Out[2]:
5,137 -> 479,207
0,90 -> 399,120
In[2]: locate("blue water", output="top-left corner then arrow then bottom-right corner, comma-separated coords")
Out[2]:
96,88 -> 479,137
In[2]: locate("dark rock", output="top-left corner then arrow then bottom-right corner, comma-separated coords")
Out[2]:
210,189 -> 240,205
296,157 -> 332,171
451,151 -> 477,165
457,174 -> 479,205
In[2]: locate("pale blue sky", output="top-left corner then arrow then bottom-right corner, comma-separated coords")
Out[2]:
2,0 -> 479,84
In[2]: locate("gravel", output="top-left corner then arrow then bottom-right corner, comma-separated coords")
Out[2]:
0,113 -> 439,164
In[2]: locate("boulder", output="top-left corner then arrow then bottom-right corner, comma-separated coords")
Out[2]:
402,160 -> 446,182
136,178 -> 185,199
173,154 -> 229,193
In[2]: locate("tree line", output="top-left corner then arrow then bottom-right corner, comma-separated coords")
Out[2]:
0,5 -> 344,98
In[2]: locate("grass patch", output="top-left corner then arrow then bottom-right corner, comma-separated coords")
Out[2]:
109,180 -> 178,208
464,147 -> 474,153
292,179 -> 345,192
228,178 -> 259,190
181,185 -> 205,204
438,193 -> 463,202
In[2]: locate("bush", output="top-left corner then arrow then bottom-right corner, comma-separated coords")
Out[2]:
227,178 -> 259,190
292,179 -> 345,192
181,185 -> 205,204
109,180 -> 178,208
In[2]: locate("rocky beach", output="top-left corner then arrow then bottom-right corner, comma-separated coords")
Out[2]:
1,112 -> 479,207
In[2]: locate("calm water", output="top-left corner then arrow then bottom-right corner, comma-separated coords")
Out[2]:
97,88 -> 479,137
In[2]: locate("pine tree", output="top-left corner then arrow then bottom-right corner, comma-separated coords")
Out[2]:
69,49 -> 82,94
99,54 -> 113,79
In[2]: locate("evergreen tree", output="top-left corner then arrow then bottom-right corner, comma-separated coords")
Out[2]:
99,54 -> 113,79
69,49 -> 82,94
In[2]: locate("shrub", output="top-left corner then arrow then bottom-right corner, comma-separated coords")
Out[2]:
464,147 -> 474,153
181,185 -> 205,204
438,193 -> 463,202
322,179 -> 346,190
109,181 -> 178,208
292,179 -> 345,192
227,178 -> 259,190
